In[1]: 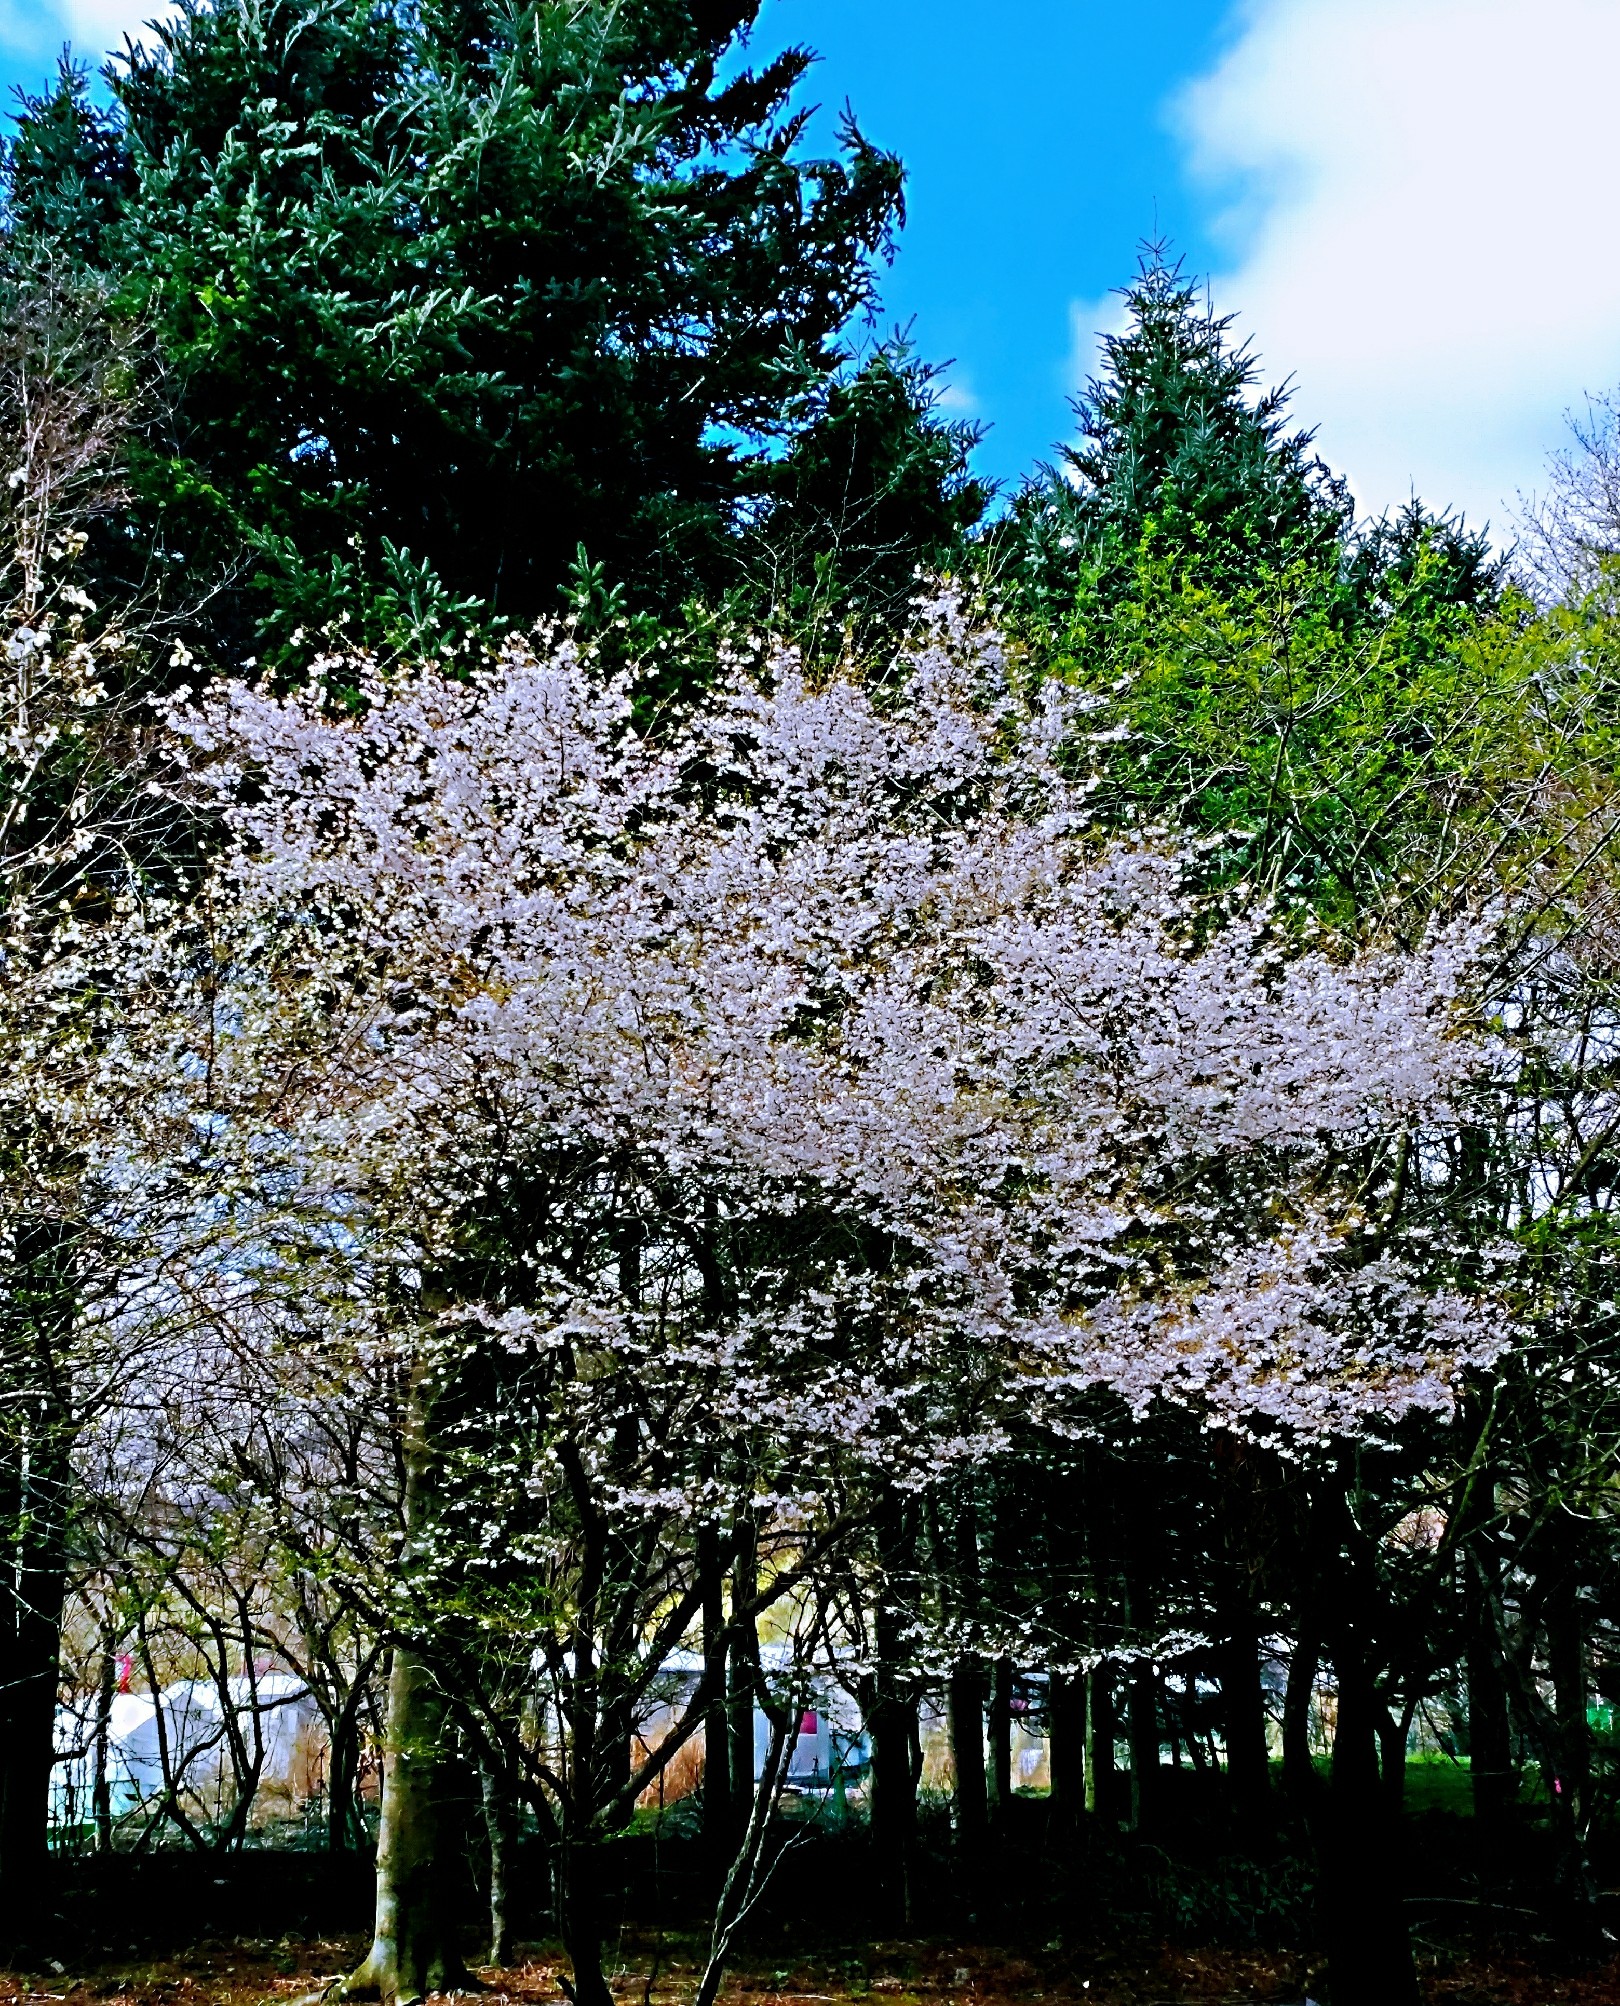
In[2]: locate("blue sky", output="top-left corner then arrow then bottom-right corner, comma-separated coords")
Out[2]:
7,0 -> 1620,535
738,0 -> 1239,491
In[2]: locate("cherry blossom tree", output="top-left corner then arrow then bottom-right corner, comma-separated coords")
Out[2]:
0,263 -> 200,1923
157,596 -> 1511,2004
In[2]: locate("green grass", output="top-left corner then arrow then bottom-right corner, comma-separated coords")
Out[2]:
1266,1754 -> 1477,1816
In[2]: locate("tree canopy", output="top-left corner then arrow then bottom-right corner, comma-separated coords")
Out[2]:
5,0 -> 950,659
13,32 -> 1620,2006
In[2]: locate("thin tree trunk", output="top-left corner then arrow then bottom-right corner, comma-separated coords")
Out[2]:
91,1648 -> 116,1853
984,1484 -> 1016,1835
693,1703 -> 795,2006
698,1520 -> 730,1875
1282,1631 -> 1319,1816
1122,1461 -> 1162,1833
986,1656 -> 1013,1828
1546,1552 -> 1589,1830
1458,1456 -> 1515,1834
1211,1436 -> 1272,1831
868,1493 -> 919,1928
557,1515 -> 614,2006
1316,1635 -> 1419,2006
727,1518 -> 759,1850
1127,1661 -> 1159,1833
329,1685 -> 366,1854
479,1748 -> 512,1968
1377,1702 -> 1411,1814
1084,1664 -> 1114,1822
947,1653 -> 988,1909
1464,1545 -> 1514,1831
945,1498 -> 989,1912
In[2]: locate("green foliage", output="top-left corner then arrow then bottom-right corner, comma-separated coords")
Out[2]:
2,59 -> 130,249
972,246 -> 1558,930
991,246 -> 1349,631
1034,534 -> 1543,924
747,341 -> 991,644
7,0 -> 916,662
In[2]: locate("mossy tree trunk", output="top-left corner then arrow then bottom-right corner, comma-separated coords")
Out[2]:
343,1362 -> 471,2004
344,1646 -> 468,2004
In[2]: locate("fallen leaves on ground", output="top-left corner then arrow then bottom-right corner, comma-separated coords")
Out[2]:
7,1936 -> 1620,2006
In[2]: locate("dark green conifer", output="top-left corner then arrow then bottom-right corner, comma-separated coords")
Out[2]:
751,341 -> 991,639
994,244 -> 1348,626
6,0 -> 910,660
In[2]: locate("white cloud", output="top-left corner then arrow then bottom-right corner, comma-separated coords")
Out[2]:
934,367 -> 980,419
58,0 -> 171,54
1067,291 -> 1132,400
1174,0 -> 1620,532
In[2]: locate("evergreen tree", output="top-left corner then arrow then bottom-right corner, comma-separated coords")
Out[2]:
747,341 -> 991,642
993,244 -> 1348,627
6,0 -> 909,661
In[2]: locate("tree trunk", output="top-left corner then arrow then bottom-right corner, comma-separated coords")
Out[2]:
868,1686 -> 918,1928
725,1518 -> 758,1846
868,1494 -> 919,1928
698,1521 -> 730,1875
559,1829 -> 614,2006
92,1649 -> 116,1854
1457,1451 -> 1516,1836
1316,1636 -> 1419,2006
0,1222 -> 76,1937
1304,1460 -> 1418,2006
344,1647 -> 468,2003
1220,1620 -> 1271,1830
344,1362 -> 469,2004
558,1537 -> 615,2006
986,1656 -> 1013,1828
329,1686 -> 366,1854
1546,1553 -> 1589,1830
1127,1661 -> 1160,1833
694,1704 -> 795,2006
945,1497 -> 989,1912
1377,1702 -> 1411,1814
1047,1669 -> 1086,1844
1464,1545 -> 1514,1831
947,1653 -> 988,1910
1122,1462 -> 1162,1833
0,1419 -> 69,1931
1084,1664 -> 1114,1822
1210,1436 -> 1272,1831
1282,1631 -> 1319,1816
479,1749 -> 513,1968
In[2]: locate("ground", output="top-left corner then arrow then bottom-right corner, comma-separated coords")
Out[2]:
9,1935 -> 1620,2006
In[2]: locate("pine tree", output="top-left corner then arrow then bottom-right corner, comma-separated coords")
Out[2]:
7,0 -> 910,661
994,244 -> 1348,625
748,341 -> 991,641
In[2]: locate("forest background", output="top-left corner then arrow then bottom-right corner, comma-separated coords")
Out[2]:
7,7 -> 1620,2006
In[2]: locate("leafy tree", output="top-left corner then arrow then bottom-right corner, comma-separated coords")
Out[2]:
1029,539 -> 1533,926
7,0 -> 909,661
